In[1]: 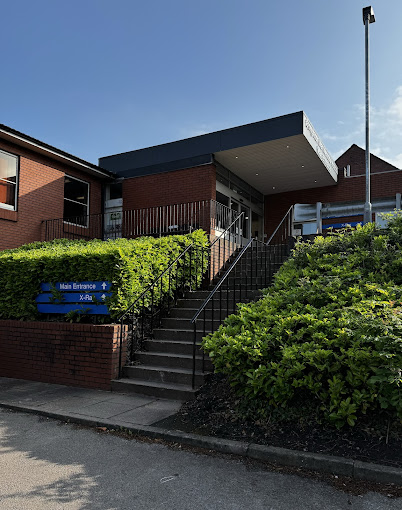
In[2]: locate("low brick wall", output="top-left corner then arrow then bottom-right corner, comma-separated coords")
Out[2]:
0,321 -> 127,390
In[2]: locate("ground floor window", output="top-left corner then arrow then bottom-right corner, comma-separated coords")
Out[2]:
64,175 -> 89,226
0,149 -> 18,210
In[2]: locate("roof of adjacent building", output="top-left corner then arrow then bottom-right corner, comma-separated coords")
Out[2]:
0,123 -> 114,180
337,144 -> 399,175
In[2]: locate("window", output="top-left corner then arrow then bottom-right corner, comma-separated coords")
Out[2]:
0,149 -> 18,210
108,181 -> 122,200
64,175 -> 89,226
216,162 -> 264,208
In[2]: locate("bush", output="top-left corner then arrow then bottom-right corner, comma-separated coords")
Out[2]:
202,215 -> 402,427
0,230 -> 209,321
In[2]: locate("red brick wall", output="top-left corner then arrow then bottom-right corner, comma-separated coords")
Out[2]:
265,145 -> 402,237
122,164 -> 217,210
0,321 -> 127,391
0,138 -> 104,251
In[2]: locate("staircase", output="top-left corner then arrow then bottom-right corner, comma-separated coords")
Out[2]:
112,289 -> 215,400
111,240 -> 290,401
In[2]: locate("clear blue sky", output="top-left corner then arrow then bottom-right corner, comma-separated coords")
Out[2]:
1,1 -> 401,167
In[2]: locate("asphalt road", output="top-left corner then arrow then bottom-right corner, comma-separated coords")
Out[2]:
0,409 -> 400,510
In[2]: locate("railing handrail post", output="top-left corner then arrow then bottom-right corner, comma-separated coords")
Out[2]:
265,206 -> 293,245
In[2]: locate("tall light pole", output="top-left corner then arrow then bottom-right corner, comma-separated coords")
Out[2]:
363,6 -> 376,224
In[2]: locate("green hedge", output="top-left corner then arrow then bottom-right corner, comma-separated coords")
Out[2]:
0,230 -> 209,321
202,215 -> 402,427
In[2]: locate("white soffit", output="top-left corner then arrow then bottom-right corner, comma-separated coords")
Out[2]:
214,132 -> 338,195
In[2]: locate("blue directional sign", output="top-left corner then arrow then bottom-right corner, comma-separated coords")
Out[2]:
40,281 -> 111,292
36,292 -> 111,303
37,281 -> 112,315
36,303 -> 110,315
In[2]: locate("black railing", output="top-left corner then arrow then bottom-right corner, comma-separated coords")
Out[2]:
42,199 -> 239,242
207,212 -> 244,281
118,242 -> 208,376
266,206 -> 294,245
190,209 -> 295,388
116,211 -> 245,376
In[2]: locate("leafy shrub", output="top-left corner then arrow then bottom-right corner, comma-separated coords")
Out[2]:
203,215 -> 402,427
0,230 -> 208,321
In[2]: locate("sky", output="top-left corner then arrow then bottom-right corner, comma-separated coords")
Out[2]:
1,0 -> 402,168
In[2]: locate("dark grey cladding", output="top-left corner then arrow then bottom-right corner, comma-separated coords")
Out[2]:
99,111 -> 303,177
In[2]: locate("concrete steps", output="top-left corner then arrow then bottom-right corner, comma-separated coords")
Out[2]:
111,379 -> 198,401
113,240 -> 289,401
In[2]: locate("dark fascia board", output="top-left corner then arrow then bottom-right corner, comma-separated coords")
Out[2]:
117,154 -> 213,179
0,123 -> 115,180
99,112 -> 303,176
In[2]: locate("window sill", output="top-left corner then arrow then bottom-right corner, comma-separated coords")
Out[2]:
0,208 -> 18,222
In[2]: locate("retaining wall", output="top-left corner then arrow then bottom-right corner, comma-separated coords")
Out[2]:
0,321 -> 127,390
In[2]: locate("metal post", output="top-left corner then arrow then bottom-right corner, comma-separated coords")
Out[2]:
316,202 -> 322,234
363,6 -> 376,224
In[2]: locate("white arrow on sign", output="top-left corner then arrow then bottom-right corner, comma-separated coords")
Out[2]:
101,282 -> 107,290
101,294 -> 106,300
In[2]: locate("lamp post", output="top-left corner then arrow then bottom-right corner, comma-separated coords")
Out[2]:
363,6 -> 376,224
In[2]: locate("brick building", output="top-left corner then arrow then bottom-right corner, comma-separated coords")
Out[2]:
1,112 -> 401,251
100,111 -> 401,242
0,124 -> 114,251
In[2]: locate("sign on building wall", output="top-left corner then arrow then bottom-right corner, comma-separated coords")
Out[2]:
36,281 -> 112,315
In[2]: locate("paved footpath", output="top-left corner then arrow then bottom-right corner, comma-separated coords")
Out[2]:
0,378 -> 401,509
0,407 -> 401,510
0,377 -> 182,427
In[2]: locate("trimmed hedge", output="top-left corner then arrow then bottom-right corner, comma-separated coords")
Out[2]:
202,215 -> 402,428
0,230 -> 209,321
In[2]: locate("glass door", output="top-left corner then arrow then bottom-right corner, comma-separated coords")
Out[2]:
230,199 -> 250,242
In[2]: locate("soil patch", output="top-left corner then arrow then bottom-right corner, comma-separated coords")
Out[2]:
155,374 -> 402,469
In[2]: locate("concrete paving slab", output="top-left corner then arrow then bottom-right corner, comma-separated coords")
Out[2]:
101,394 -> 155,406
37,396 -> 110,413
73,401 -> 140,419
116,399 -> 182,426
0,379 -> 102,403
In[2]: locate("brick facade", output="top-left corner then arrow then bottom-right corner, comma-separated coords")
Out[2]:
0,138 -> 104,251
264,145 -> 402,236
0,321 -> 128,390
122,164 -> 217,210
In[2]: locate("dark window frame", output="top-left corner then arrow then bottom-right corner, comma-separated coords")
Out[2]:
63,174 -> 90,227
0,148 -> 19,211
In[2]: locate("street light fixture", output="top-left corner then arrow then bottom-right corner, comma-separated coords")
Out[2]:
362,6 -> 376,224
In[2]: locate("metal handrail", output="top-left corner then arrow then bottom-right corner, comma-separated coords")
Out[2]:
190,218 -> 294,387
42,198 -> 239,242
118,243 -> 194,322
117,210 -> 246,377
191,238 -> 253,324
265,206 -> 293,245
117,241 -> 204,376
190,236 -> 258,388
119,212 -> 245,324
210,212 -> 244,246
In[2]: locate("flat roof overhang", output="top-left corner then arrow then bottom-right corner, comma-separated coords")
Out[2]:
214,113 -> 338,195
99,111 -> 338,192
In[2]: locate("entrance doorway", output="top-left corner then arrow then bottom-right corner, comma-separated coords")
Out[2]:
230,198 -> 250,241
